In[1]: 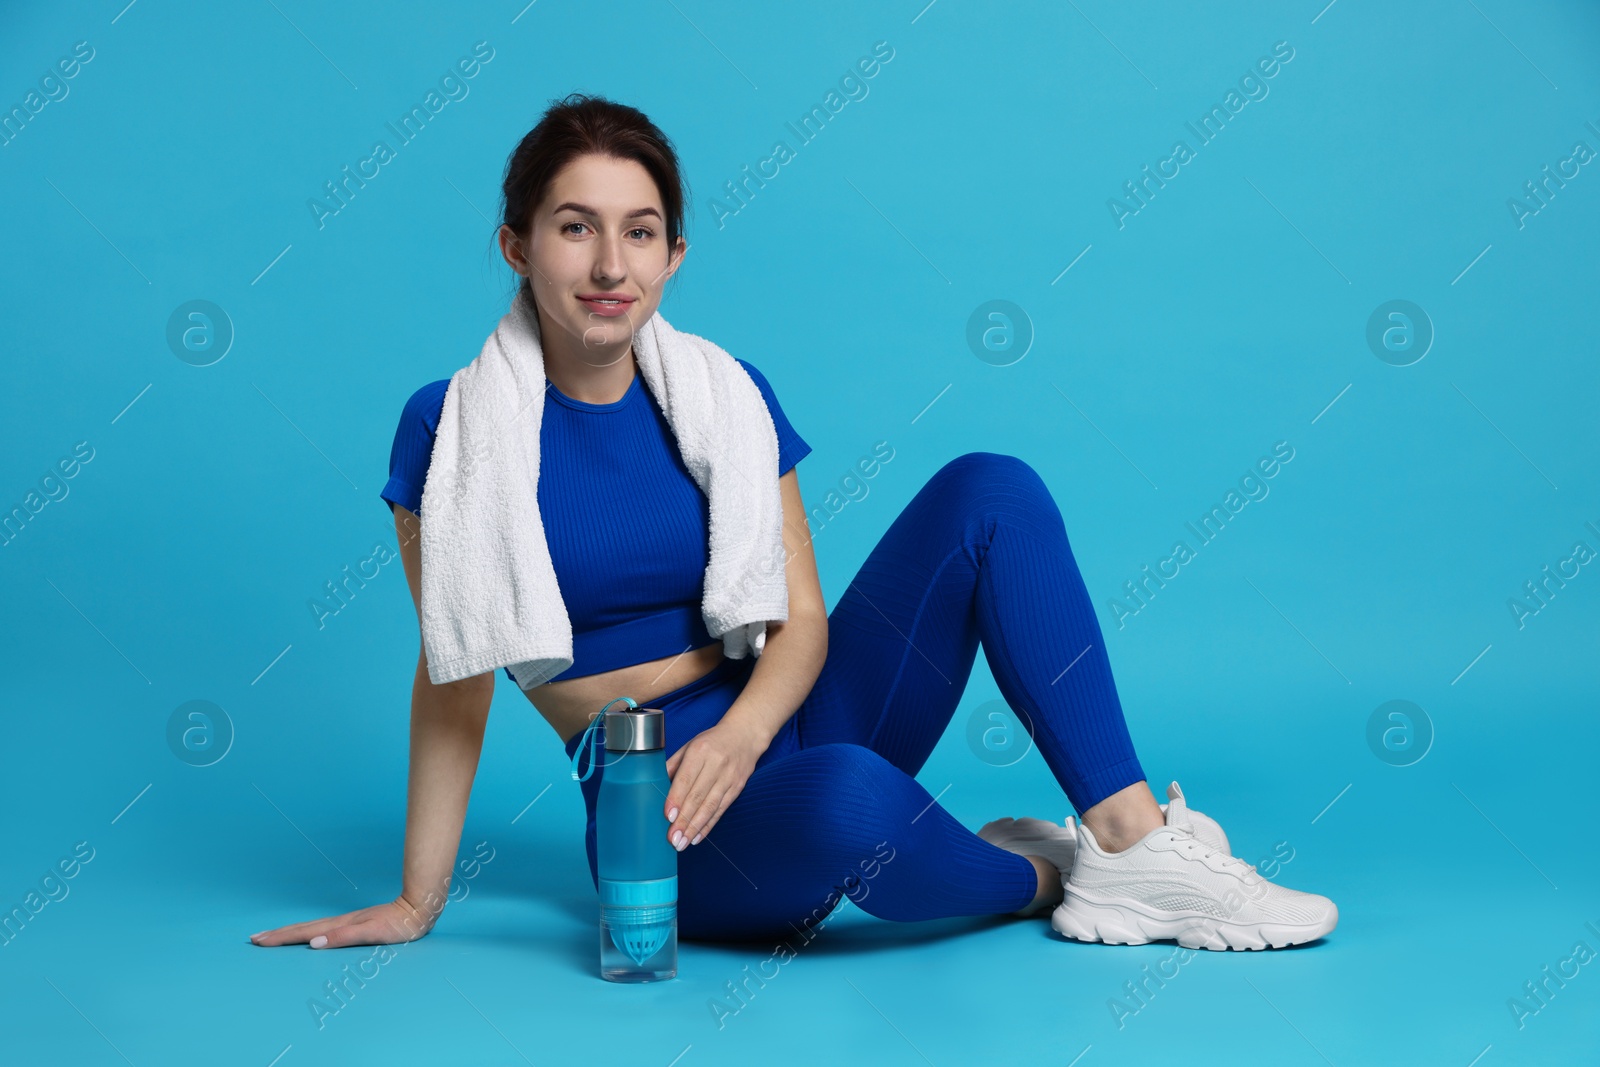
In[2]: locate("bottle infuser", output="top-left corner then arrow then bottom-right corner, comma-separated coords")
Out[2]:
571,696 -> 678,982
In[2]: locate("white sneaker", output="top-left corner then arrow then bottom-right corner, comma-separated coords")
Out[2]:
1159,781 -> 1230,857
977,784 -> 1229,918
1051,781 -> 1337,951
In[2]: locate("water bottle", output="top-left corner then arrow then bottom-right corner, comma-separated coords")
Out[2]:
572,698 -> 678,982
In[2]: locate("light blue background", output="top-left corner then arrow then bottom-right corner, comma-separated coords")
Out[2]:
2,0 -> 1597,1063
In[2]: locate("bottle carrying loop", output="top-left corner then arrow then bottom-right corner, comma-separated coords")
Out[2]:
570,696 -> 637,782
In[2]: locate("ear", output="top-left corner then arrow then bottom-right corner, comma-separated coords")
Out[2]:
497,223 -> 529,277
665,236 -> 689,280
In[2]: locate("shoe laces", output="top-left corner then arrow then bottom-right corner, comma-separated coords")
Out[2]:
1173,834 -> 1257,877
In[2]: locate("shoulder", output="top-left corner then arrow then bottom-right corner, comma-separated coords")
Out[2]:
720,355 -> 811,475
666,318 -> 775,396
732,357 -> 777,396
732,356 -> 767,379
381,378 -> 452,516
398,378 -> 452,434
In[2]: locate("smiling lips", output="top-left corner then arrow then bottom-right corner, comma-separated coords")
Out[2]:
578,293 -> 635,318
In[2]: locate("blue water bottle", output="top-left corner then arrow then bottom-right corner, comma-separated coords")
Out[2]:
572,698 -> 678,982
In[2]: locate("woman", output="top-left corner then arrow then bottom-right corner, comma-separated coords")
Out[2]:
251,93 -> 1336,952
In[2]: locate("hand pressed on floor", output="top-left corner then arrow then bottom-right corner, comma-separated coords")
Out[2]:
249,894 -> 441,949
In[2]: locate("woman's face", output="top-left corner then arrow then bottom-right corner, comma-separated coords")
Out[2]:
501,152 -> 686,367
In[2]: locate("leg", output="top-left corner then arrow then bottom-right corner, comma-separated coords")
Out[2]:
797,452 -> 1158,826
1080,782 -> 1166,854
564,667 -> 1050,937
676,743 -> 1041,940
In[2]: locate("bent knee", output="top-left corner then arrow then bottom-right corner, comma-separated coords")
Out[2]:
789,742 -> 901,788
936,452 -> 1048,497
930,451 -> 1059,527
783,744 -> 920,831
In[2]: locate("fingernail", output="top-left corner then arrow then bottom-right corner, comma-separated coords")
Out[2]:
310,935 -> 328,948
667,806 -> 679,822
691,832 -> 703,845
672,831 -> 686,850
250,930 -> 266,939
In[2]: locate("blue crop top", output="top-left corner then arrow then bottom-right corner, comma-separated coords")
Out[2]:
380,357 -> 812,684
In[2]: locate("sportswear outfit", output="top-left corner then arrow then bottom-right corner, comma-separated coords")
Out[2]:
384,361 -> 1194,942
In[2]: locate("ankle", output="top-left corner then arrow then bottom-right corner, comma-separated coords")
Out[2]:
1087,824 -> 1155,855
1024,854 -> 1064,911
1081,783 -> 1165,854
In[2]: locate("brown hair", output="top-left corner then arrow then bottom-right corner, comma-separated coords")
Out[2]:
498,93 -> 689,305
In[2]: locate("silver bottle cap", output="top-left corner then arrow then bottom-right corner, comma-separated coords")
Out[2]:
603,706 -> 664,752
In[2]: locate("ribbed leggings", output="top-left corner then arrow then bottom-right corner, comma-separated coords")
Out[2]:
564,452 -> 1148,941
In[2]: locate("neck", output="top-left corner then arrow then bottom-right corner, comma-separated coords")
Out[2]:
547,355 -> 635,405
527,290 -> 640,404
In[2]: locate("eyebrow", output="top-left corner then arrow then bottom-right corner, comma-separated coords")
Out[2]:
551,201 -> 662,221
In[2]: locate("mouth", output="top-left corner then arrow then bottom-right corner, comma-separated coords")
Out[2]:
577,294 -> 636,317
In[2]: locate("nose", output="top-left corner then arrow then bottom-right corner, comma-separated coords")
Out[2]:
593,229 -> 627,285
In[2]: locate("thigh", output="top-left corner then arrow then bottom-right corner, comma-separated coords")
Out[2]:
675,743 -> 917,941
677,738 -> 1038,939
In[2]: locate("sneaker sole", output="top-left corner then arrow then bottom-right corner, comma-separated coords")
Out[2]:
1050,889 -> 1336,951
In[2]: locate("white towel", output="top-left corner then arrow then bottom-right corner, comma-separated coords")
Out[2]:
417,288 -> 789,691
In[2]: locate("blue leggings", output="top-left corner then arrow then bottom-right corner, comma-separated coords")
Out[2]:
564,452 -> 1148,942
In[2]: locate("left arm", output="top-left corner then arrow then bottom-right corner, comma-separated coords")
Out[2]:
664,466 -> 827,850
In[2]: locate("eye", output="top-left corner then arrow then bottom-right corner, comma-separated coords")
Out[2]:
562,221 -> 589,236
628,226 -> 655,240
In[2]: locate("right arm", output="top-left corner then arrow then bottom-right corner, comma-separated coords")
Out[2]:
396,501 -> 494,935
250,503 -> 495,949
